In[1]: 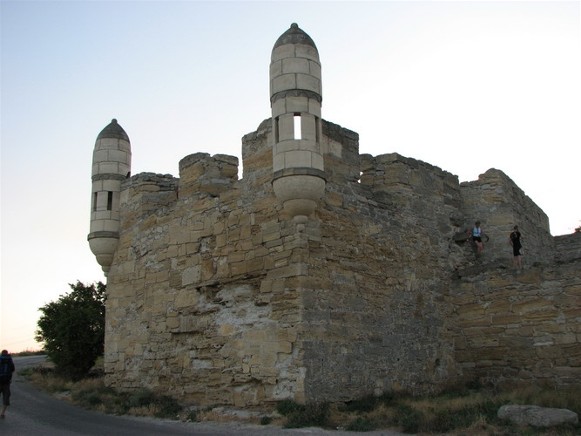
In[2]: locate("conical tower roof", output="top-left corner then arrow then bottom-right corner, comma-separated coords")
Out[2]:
273,23 -> 317,51
97,119 -> 130,142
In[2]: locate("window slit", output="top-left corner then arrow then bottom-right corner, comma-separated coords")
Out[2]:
294,113 -> 302,140
315,116 -> 320,143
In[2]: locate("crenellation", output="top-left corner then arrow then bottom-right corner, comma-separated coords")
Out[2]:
178,153 -> 238,198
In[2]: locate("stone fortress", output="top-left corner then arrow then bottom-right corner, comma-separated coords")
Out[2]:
88,24 -> 580,407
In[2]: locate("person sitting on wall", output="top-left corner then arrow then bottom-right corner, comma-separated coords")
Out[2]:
467,221 -> 488,256
509,225 -> 523,269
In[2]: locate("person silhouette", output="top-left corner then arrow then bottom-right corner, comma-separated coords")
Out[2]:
0,349 -> 15,419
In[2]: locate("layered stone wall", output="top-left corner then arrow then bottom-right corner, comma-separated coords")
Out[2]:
106,135 -> 313,405
103,118 -> 579,407
448,258 -> 581,388
555,232 -> 581,264
460,169 -> 554,266
289,125 -> 464,401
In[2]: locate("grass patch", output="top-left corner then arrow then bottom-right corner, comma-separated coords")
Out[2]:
20,365 -> 581,434
23,365 -> 182,419
346,416 -> 376,431
351,386 -> 581,435
24,366 -> 74,393
71,381 -> 181,418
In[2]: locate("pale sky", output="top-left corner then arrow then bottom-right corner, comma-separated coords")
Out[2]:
1,1 -> 580,352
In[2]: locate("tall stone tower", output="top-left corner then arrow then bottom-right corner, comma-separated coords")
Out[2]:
87,118 -> 131,276
270,23 -> 325,222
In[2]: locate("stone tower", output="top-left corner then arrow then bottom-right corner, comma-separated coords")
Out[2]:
87,118 -> 131,276
270,23 -> 325,222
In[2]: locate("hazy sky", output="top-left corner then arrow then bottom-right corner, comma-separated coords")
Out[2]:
1,1 -> 580,352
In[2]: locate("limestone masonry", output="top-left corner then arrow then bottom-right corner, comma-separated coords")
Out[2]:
89,24 -> 580,407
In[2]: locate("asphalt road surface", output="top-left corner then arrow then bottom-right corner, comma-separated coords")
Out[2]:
1,356 -> 404,435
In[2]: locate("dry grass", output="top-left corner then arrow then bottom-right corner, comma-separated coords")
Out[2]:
21,366 -> 581,434
25,368 -> 74,393
23,366 -> 181,419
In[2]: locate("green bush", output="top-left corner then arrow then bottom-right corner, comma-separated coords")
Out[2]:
35,281 -> 106,380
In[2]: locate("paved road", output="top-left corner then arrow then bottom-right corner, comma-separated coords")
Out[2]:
0,356 -> 404,435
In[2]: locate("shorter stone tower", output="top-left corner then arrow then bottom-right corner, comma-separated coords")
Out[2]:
88,119 -> 131,275
270,23 -> 325,222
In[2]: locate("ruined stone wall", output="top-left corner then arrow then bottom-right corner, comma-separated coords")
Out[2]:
104,118 -> 579,408
104,120 -> 464,405
555,232 -> 581,264
448,257 -> 581,388
302,159 -> 460,399
460,169 -> 554,266
105,137 -> 313,406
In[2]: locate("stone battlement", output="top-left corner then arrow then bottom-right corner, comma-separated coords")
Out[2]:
179,153 -> 238,198
101,117 -> 579,406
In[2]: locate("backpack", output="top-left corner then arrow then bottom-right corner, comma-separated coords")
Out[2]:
0,356 -> 14,382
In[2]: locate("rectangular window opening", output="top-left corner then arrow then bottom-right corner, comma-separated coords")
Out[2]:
294,113 -> 302,140
93,192 -> 98,211
274,116 -> 280,143
107,191 -> 113,211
